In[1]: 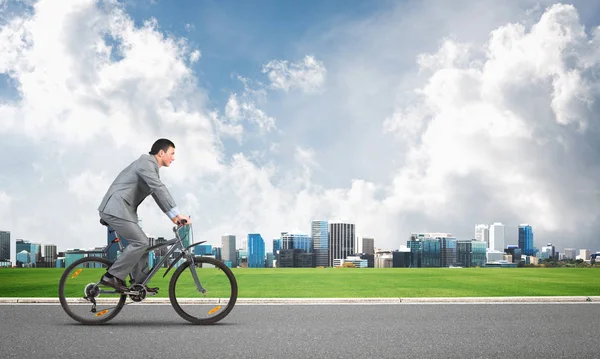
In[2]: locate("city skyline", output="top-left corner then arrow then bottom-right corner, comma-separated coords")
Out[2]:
2,1 -> 600,261
3,218 -> 597,266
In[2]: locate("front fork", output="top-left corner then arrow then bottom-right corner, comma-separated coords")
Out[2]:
187,256 -> 207,295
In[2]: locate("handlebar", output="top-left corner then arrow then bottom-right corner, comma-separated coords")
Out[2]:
173,219 -> 190,233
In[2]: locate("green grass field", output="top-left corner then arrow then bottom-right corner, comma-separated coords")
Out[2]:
1,267 -> 599,298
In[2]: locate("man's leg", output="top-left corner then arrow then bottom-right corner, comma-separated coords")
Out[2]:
100,213 -> 149,286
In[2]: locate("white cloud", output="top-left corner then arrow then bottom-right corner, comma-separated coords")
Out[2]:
222,89 -> 276,136
384,3 -> 600,237
0,0 -> 225,248
210,75 -> 277,142
262,55 -> 326,93
68,170 -> 111,203
189,49 -> 200,63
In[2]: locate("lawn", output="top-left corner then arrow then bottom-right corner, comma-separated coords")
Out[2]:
1,267 -> 599,298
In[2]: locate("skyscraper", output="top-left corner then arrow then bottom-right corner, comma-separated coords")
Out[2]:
280,233 -> 311,252
247,233 -> 265,268
541,243 -> 556,260
328,222 -> 355,266
43,244 -> 57,267
272,238 -> 281,255
280,232 -> 294,250
518,224 -> 534,256
311,220 -> 329,267
0,231 -> 10,261
221,235 -> 237,267
361,237 -> 375,255
489,223 -> 505,251
475,224 -> 489,248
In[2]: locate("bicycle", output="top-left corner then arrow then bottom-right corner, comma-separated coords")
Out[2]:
58,219 -> 238,325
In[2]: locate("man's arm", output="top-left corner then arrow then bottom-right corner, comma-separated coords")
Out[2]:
137,157 -> 179,220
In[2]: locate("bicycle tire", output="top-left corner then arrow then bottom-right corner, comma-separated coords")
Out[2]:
169,256 -> 238,324
58,257 -> 127,325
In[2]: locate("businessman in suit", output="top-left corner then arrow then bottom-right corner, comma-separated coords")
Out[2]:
97,138 -> 191,292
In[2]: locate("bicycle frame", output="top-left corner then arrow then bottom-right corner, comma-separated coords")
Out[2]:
105,224 -> 208,295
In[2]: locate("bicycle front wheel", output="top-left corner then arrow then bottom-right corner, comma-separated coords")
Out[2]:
169,256 -> 238,324
58,257 -> 126,325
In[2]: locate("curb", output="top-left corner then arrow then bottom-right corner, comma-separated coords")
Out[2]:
0,296 -> 598,304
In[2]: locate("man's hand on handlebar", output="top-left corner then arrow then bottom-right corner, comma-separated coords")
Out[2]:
172,214 -> 192,226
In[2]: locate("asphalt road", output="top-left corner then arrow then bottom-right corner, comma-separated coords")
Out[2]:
1,303 -> 599,358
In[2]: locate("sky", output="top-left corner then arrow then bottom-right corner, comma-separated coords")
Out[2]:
1,0 -> 600,264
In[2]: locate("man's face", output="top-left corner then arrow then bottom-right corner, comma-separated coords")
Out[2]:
159,146 -> 175,167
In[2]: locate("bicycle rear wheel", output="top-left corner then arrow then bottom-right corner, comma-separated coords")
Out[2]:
169,256 -> 238,324
58,257 -> 126,324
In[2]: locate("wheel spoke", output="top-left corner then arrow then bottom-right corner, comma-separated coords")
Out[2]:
58,257 -> 126,324
168,257 -> 238,324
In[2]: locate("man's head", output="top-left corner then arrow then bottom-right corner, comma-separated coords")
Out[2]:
149,138 -> 176,167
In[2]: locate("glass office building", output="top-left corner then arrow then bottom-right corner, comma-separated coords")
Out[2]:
392,250 -> 410,268
248,233 -> 265,268
421,239 -> 440,267
194,244 -> 212,256
439,237 -> 457,267
16,240 -> 41,265
311,220 -> 329,267
292,235 -> 312,253
280,233 -> 312,253
16,250 -> 30,264
518,225 -> 534,256
212,247 -> 222,261
457,240 -> 487,267
0,231 -> 10,261
272,239 -> 281,255
408,240 -> 422,268
471,241 -> 487,266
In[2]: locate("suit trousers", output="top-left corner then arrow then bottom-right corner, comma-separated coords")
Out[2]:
100,212 -> 149,283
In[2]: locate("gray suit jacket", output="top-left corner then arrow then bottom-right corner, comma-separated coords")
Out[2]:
98,154 -> 178,223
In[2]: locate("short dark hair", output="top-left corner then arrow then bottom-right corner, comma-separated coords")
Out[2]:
149,138 -> 175,155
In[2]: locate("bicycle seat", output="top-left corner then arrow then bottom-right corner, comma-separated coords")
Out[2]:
99,218 -> 109,227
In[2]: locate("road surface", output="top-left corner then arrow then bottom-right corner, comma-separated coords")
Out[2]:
1,303 -> 598,358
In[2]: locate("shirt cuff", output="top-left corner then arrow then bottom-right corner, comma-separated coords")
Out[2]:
166,207 -> 180,219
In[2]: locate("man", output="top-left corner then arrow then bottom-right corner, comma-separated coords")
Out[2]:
97,138 -> 191,292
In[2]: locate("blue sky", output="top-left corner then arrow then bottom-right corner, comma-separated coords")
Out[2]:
1,0 -> 600,264
121,0 -> 384,105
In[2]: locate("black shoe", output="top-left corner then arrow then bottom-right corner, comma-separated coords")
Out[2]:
100,275 -> 129,293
